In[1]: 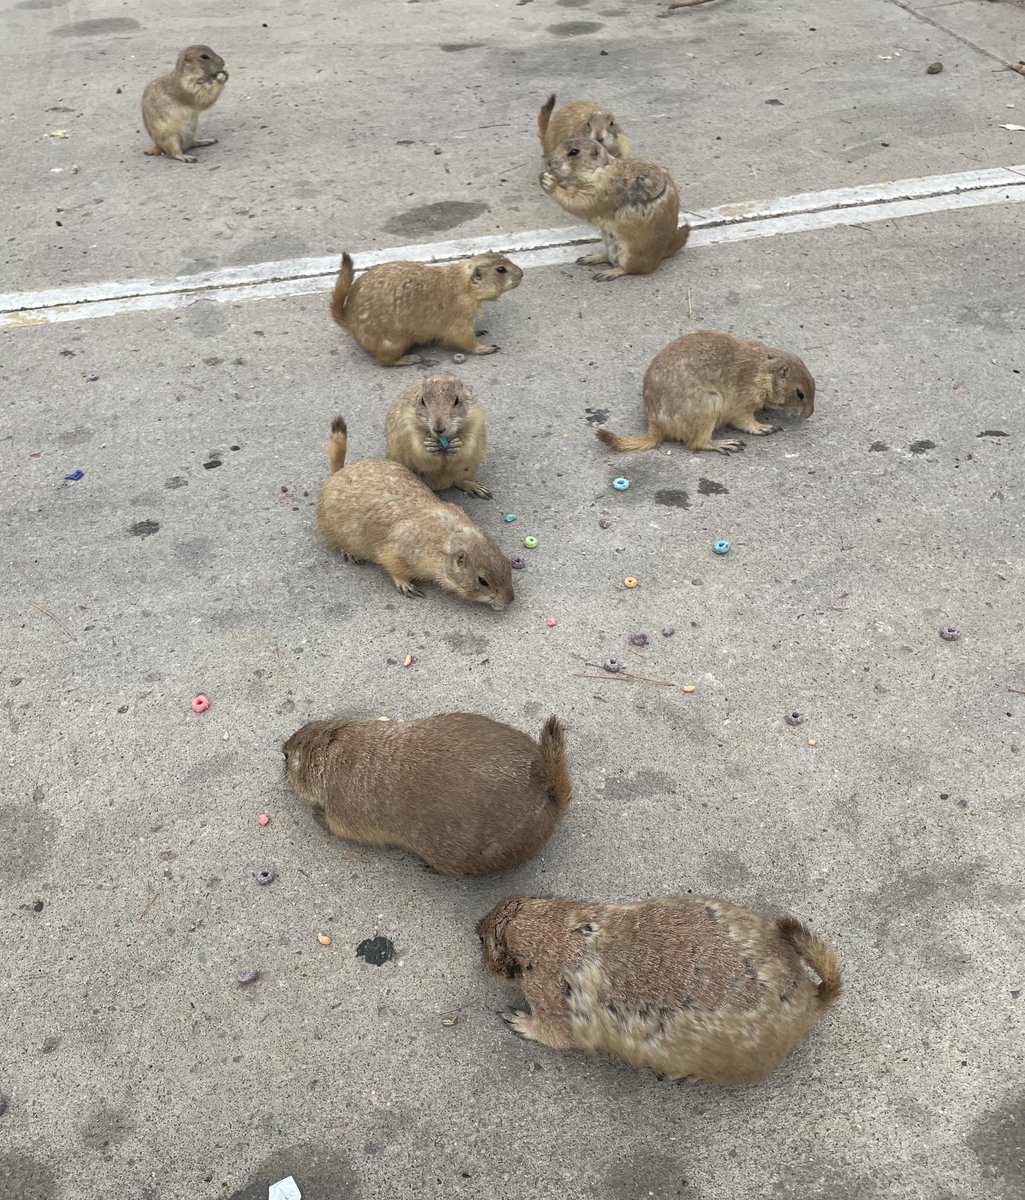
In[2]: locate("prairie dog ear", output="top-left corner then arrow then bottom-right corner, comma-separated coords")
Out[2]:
572,920 -> 599,941
777,363 -> 791,380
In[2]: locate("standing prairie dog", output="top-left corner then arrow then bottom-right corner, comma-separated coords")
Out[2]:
537,94 -> 631,159
317,417 -> 514,608
385,374 -> 490,498
330,252 -> 523,367
477,895 -> 842,1085
597,330 -> 816,456
142,45 -> 228,163
284,713 -> 572,876
540,138 -> 688,282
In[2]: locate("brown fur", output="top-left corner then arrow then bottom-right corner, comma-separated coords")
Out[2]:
539,138 -> 688,282
318,417 -> 514,608
330,252 -> 523,366
537,94 -> 632,159
385,374 -> 490,498
283,714 -> 572,876
142,45 -> 227,163
597,330 -> 816,455
477,895 -> 842,1085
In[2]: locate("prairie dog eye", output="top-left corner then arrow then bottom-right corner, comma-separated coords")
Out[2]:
496,266 -> 507,274
477,576 -> 489,588
796,389 -> 805,401
567,147 -> 580,157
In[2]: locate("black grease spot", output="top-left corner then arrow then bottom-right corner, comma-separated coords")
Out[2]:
977,430 -> 1009,438
869,441 -> 889,452
546,20 -> 604,34
697,478 -> 728,495
765,98 -> 784,105
51,16 -> 139,34
130,520 -> 159,538
909,440 -> 936,455
383,200 -> 488,238
440,42 -> 485,51
356,936 -> 395,966
584,407 -> 610,426
165,476 -> 188,489
203,459 -> 222,470
655,488 -> 690,509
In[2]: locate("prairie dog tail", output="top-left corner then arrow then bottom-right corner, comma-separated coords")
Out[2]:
330,253 -> 355,329
538,93 -> 556,142
327,416 -> 348,473
777,916 -> 843,1010
595,426 -> 664,453
538,715 -> 572,814
669,223 -> 691,258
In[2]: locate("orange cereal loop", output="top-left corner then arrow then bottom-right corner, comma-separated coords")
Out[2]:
624,577 -> 638,589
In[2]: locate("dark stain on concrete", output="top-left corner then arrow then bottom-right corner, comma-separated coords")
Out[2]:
909,440 -> 935,455
226,1145 -> 362,1200
655,489 -> 690,509
51,16 -> 139,34
697,478 -> 727,495
0,800 -> 56,884
80,1103 -> 134,1150
164,476 -> 188,489
130,520 -> 160,538
585,407 -> 610,426
444,631 -> 488,655
602,769 -> 675,803
356,936 -> 395,966
440,41 -> 485,51
383,200 -> 489,238
546,20 -> 604,35
869,441 -> 889,452
977,430 -> 1009,438
0,1153 -> 57,1200
968,1088 -> 1025,1200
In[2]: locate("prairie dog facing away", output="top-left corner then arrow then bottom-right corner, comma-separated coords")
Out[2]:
597,330 -> 815,456
284,714 -> 572,876
477,895 -> 842,1085
537,94 -> 631,159
385,374 -> 490,498
317,417 -> 514,608
330,252 -> 523,367
142,45 -> 228,163
540,138 -> 688,282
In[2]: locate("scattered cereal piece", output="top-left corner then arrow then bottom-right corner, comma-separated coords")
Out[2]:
624,577 -> 638,589
191,695 -> 210,713
255,868 -> 276,886
604,658 -> 624,673
317,933 -> 333,946
714,540 -> 731,555
403,655 -> 414,668
612,477 -> 630,492
510,556 -> 527,570
377,716 -> 390,722
237,969 -> 259,986
63,469 -> 85,481
523,536 -> 539,550
662,626 -> 675,637
939,626 -> 961,641
683,685 -> 697,694
257,813 -> 271,826
784,711 -> 805,727
629,632 -> 649,647
546,618 -> 558,628
808,738 -> 818,746
598,518 -> 611,530
452,353 -> 466,364
504,513 -> 518,523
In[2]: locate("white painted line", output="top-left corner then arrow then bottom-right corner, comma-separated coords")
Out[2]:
3,164 -> 1024,329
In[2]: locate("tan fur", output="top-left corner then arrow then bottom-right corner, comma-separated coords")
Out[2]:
537,94 -> 632,159
477,895 -> 842,1085
385,374 -> 490,498
330,252 -> 523,366
539,138 -> 688,282
596,330 -> 816,455
283,713 -> 572,876
318,416 -> 514,608
141,45 -> 227,163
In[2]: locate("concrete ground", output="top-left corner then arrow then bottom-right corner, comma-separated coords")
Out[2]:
2,1 -> 1024,1198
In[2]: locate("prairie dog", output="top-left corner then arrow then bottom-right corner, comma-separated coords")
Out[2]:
330,252 -> 523,367
385,374 -> 490,498
317,417 -> 514,608
537,94 -> 631,159
284,714 -> 571,876
477,895 -> 842,1085
597,330 -> 815,456
142,45 -> 228,163
540,138 -> 688,282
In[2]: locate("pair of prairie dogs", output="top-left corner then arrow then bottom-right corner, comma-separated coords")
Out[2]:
285,711 -> 842,1085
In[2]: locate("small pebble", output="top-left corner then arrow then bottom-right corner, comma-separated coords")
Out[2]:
403,654 -> 414,668
598,518 -> 611,530
714,540 -> 731,555
662,626 -> 675,637
257,813 -> 271,826
604,659 -> 624,674
629,633 -> 649,647
926,61 -> 943,74
191,694 -> 210,713
612,477 -> 631,491
624,577 -> 638,589
683,685 -> 697,694
452,353 -> 466,364
510,556 -> 527,570
523,535 -> 539,550
504,513 -> 518,523
939,626 -> 961,641
255,868 -> 276,886
784,711 -> 805,727
546,618 -> 558,628
317,932 -> 333,946
237,970 -> 259,986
